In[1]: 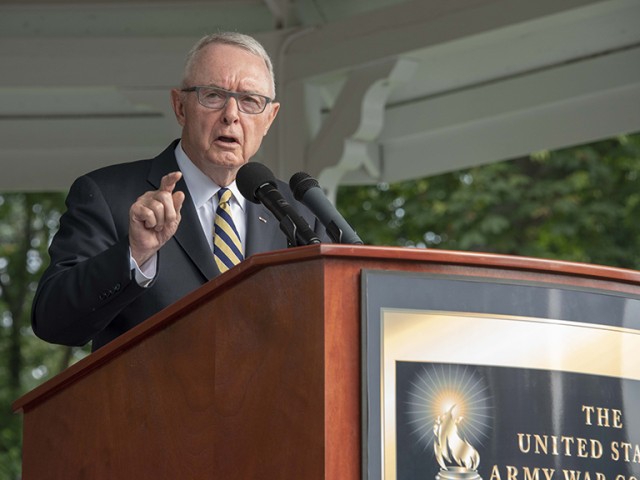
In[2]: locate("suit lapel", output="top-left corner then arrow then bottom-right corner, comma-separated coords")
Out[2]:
245,201 -> 290,256
148,142 -> 219,280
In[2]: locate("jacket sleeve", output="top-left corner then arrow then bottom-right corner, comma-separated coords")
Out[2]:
32,174 -> 150,346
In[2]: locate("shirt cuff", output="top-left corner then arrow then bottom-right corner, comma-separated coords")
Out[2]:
129,249 -> 157,287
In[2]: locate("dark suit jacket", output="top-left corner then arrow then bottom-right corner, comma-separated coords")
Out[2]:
32,140 -> 326,351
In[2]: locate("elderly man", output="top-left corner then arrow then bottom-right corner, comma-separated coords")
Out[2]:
32,32 -> 326,351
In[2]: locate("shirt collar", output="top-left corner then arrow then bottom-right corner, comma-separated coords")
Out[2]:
175,141 -> 246,211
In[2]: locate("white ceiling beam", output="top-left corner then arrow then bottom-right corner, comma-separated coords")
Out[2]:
0,114 -> 175,191
373,83 -> 640,184
0,37 -> 195,88
0,2 -> 273,37
2,146 -> 168,192
281,0 -> 615,82
358,46 -> 640,184
387,0 -> 640,102
382,46 -> 640,141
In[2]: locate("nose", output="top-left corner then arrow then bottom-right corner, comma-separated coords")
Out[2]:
221,96 -> 240,125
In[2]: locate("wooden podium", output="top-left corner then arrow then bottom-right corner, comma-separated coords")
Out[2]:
13,245 -> 640,479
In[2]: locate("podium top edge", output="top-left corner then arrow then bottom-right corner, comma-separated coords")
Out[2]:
247,244 -> 640,284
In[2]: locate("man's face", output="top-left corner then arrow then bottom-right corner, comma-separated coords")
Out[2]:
171,43 -> 280,184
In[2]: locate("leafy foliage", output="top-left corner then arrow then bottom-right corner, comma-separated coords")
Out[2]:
337,133 -> 640,269
0,192 -> 88,479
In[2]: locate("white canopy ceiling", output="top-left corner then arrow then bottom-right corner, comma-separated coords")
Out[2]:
1,0 -> 639,193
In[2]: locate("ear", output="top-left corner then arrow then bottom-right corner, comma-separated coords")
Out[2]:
263,101 -> 280,136
170,89 -> 186,127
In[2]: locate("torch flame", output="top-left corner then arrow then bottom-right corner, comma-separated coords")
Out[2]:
433,405 -> 480,471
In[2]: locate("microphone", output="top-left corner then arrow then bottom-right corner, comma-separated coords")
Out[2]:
289,172 -> 363,245
236,162 -> 321,247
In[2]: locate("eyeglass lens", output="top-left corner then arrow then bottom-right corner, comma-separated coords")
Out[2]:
197,87 -> 268,114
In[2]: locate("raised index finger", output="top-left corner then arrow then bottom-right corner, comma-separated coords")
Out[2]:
160,171 -> 182,193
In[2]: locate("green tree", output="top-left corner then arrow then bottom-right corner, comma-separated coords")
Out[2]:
337,133 -> 640,269
0,192 -> 87,479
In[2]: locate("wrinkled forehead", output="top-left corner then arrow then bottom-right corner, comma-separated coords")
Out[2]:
186,43 -> 275,96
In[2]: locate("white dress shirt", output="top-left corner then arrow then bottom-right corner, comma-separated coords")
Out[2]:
175,142 -> 247,251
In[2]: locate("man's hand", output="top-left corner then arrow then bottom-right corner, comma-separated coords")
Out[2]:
129,172 -> 185,266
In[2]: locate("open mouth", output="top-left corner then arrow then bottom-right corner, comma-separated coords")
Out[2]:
217,135 -> 238,144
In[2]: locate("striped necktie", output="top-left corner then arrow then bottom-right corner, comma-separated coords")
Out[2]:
213,188 -> 244,272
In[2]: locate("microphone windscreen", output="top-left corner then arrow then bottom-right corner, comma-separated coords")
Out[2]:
236,162 -> 278,203
289,172 -> 320,201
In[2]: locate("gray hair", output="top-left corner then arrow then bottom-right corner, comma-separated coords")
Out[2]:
182,32 -> 276,98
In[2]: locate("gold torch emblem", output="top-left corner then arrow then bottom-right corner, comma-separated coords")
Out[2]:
433,405 -> 482,480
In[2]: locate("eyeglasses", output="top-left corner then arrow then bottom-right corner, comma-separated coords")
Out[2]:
181,86 -> 273,114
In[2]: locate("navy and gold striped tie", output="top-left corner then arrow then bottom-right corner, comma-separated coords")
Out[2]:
213,188 -> 244,272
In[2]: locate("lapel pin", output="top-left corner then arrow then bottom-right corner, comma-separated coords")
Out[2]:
258,216 -> 268,224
